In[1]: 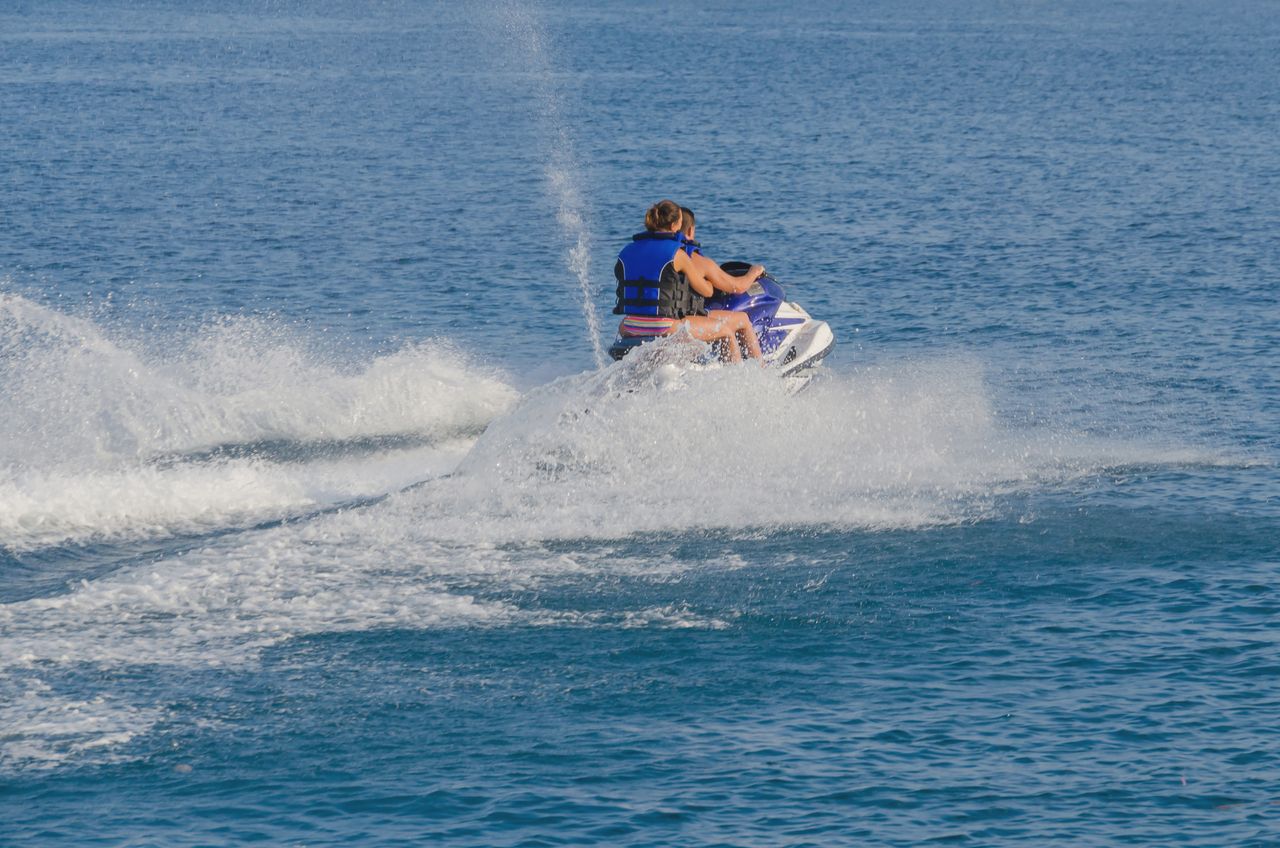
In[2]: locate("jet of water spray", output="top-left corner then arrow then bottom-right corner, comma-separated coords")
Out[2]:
500,2 -> 606,368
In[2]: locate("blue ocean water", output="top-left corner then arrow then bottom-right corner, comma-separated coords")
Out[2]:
2,0 -> 1278,844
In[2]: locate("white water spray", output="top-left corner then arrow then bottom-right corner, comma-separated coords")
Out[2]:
499,2 -> 606,368
0,293 -> 519,550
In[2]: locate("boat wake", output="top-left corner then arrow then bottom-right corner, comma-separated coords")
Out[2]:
0,296 -> 1240,769
0,293 -> 517,552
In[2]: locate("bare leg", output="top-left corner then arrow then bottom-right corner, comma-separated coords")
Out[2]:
680,315 -> 743,362
732,313 -> 763,361
721,335 -> 743,363
707,311 -> 763,362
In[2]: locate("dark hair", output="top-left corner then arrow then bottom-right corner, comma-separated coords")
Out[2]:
644,200 -> 682,232
679,206 -> 696,237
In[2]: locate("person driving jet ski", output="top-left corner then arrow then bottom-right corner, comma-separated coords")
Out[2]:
678,206 -> 766,296
613,200 -> 763,363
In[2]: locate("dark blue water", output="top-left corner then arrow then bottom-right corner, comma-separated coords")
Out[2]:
3,1 -> 1278,844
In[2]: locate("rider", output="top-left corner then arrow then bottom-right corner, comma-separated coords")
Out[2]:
679,206 -> 766,297
614,200 -> 762,362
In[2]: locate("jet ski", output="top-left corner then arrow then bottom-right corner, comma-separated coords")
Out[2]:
607,261 -> 835,380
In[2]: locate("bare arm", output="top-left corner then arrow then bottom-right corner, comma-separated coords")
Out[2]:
692,252 -> 764,294
673,250 -> 714,297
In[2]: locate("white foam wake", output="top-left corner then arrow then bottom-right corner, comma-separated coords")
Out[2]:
2,346 -> 1203,687
2,305 -> 1236,769
0,440 -> 474,551
374,341 -> 1238,542
0,522 -> 517,766
0,293 -> 518,467
0,293 -> 519,550
393,347 -> 1048,540
0,678 -> 167,770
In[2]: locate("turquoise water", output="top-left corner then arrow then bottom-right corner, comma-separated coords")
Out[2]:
2,1 -> 1278,844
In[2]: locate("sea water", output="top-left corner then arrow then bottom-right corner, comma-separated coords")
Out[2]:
2,1 -> 1278,844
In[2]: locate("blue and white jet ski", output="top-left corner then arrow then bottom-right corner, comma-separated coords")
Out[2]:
607,261 -> 835,380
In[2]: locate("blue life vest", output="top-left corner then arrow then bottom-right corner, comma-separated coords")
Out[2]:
682,237 -> 703,256
613,232 -> 706,318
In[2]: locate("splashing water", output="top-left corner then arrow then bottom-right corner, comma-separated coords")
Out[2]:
499,2 -> 606,367
0,297 -> 1241,777
0,293 -> 518,550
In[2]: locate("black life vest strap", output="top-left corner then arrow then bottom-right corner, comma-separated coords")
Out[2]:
614,279 -> 688,316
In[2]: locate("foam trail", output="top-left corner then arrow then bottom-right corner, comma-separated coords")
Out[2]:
499,2 -> 606,367
0,520 -> 518,767
0,293 -> 518,549
0,294 -> 518,467
0,340 -> 1231,767
384,344 -> 1241,543
0,440 -> 473,551
397,352 -> 1015,540
0,678 -> 167,769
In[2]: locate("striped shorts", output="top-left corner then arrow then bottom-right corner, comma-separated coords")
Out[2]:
619,315 -> 679,337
